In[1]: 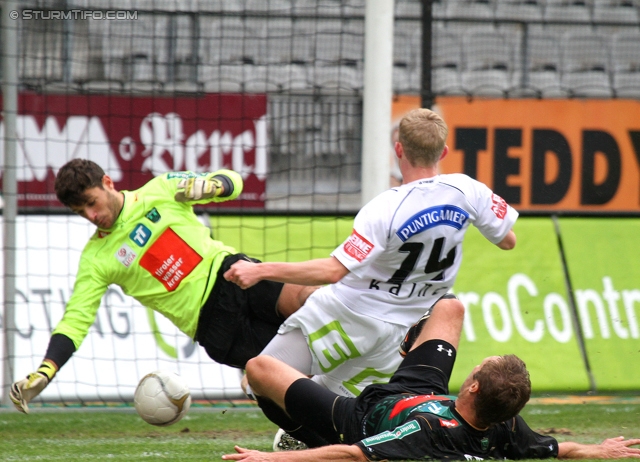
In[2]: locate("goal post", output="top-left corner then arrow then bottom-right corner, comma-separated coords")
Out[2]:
361,0 -> 394,205
1,0 -> 20,407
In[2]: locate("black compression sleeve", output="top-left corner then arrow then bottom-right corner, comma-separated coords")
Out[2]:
212,174 -> 234,197
44,334 -> 76,369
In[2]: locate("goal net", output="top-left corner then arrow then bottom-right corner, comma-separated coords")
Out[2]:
1,0 -> 397,406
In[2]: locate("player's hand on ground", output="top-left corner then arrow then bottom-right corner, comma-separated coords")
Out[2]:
222,446 -> 273,461
599,436 -> 640,458
174,177 -> 223,202
223,260 -> 261,289
10,361 -> 57,414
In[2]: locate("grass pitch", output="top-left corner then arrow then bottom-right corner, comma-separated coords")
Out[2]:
1,400 -> 638,461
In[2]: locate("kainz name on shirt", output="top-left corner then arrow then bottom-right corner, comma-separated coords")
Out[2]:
397,205 -> 469,242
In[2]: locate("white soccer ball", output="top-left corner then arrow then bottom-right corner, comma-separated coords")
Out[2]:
134,370 -> 192,426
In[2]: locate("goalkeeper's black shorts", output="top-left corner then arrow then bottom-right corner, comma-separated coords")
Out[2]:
195,253 -> 285,369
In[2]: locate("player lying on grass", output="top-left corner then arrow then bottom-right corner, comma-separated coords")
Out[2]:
222,300 -> 640,461
10,159 -> 316,414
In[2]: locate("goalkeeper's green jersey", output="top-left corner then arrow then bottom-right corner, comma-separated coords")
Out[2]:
52,170 -> 242,349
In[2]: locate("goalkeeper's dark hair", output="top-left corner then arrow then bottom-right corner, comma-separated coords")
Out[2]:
55,159 -> 106,208
473,354 -> 531,428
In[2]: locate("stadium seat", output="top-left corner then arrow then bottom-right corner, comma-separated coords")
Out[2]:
393,66 -> 416,93
432,30 -> 465,95
561,33 -> 613,97
242,66 -> 284,93
544,0 -> 593,23
204,17 -> 263,66
394,0 -> 446,18
100,20 -> 131,81
495,0 -> 544,21
461,30 -> 514,96
394,28 -> 417,70
310,65 -> 363,91
395,0 -> 422,18
196,0 -> 243,12
244,64 -> 309,92
256,18 -> 314,66
279,64 -> 311,91
513,32 -> 569,98
245,0 -> 293,13
159,81 -> 202,93
593,0 -> 640,23
446,0 -> 496,19
77,80 -> 126,93
202,64 -> 245,93
69,20 -> 104,83
174,14 -> 197,66
315,22 -> 364,67
611,32 -> 640,97
292,0 -> 342,16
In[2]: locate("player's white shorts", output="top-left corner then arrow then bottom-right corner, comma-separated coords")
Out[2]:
276,285 -> 408,397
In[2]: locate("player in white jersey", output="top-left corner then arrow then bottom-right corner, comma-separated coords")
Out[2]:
224,108 -> 517,448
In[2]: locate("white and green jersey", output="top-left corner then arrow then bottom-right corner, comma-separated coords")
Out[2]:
52,170 -> 242,349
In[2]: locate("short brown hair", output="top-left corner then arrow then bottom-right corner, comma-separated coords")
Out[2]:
473,355 -> 531,428
398,108 -> 448,167
54,159 -> 106,207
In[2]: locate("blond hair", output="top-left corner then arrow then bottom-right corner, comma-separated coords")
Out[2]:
398,108 -> 448,167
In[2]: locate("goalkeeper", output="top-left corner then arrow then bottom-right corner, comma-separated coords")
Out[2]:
10,158 -> 315,414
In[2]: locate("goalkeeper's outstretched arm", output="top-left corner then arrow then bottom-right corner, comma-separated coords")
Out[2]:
10,333 -> 76,414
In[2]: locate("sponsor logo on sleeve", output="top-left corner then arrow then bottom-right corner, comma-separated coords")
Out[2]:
361,420 -> 421,447
139,228 -> 202,291
343,230 -> 374,262
145,207 -> 161,223
491,193 -> 507,219
130,224 -> 152,247
396,205 -> 469,242
115,244 -> 137,267
439,418 -> 460,428
167,172 -> 198,179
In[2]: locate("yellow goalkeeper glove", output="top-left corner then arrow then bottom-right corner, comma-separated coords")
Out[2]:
10,360 -> 57,414
174,177 -> 224,202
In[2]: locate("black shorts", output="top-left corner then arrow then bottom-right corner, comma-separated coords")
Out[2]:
284,378 -> 349,445
195,253 -> 285,369
283,339 -> 456,445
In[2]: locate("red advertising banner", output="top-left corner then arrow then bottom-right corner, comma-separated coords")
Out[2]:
0,93 -> 267,208
392,96 -> 640,213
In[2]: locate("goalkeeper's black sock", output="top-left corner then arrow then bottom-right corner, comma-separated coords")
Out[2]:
255,396 -> 329,448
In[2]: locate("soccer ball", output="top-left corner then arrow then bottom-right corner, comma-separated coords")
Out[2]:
134,370 -> 191,426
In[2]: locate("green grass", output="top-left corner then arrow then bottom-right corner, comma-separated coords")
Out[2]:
0,407 -> 274,461
1,402 -> 638,461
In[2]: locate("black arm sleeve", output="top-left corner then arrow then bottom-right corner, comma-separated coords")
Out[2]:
503,416 -> 559,460
44,333 -> 76,369
212,174 -> 234,198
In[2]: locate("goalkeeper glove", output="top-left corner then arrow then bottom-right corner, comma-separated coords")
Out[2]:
174,177 -> 224,202
10,360 -> 58,414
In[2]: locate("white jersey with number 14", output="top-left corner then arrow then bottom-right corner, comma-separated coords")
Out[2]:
330,173 -> 518,326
